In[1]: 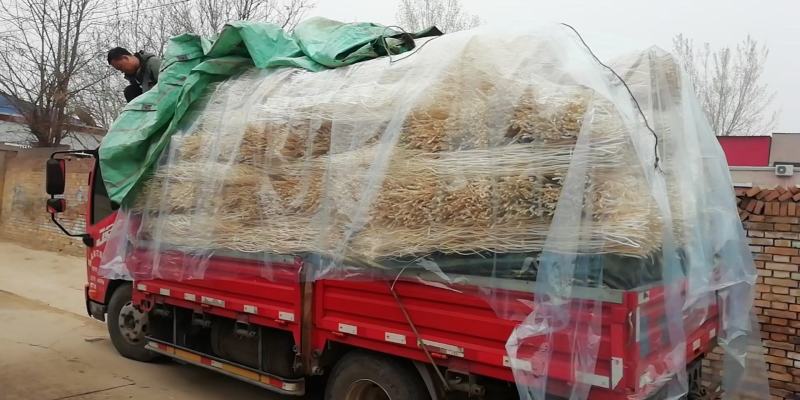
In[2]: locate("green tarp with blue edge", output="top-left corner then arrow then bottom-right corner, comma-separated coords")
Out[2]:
99,17 -> 440,205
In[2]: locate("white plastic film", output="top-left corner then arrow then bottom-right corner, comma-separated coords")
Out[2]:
99,25 -> 768,399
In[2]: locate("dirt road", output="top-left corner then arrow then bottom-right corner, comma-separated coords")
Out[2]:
0,242 -> 301,400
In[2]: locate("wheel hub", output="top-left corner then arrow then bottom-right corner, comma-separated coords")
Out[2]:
118,301 -> 147,345
345,379 -> 391,400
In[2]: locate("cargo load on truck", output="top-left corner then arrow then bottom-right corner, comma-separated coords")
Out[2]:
97,19 -> 769,399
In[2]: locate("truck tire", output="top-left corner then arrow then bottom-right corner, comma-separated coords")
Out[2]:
325,351 -> 430,400
107,284 -> 158,362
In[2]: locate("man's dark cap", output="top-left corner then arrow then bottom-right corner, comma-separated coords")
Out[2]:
107,47 -> 132,65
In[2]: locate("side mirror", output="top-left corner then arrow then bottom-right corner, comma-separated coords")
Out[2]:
47,198 -> 66,214
46,158 -> 66,195
45,150 -> 96,247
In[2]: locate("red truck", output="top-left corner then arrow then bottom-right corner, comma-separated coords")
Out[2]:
45,150 -> 715,400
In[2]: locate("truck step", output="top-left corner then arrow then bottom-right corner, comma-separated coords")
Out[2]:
145,339 -> 305,396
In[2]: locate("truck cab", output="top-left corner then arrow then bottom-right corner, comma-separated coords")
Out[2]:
45,151 -> 117,318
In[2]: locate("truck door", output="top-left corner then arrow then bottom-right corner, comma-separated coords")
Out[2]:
85,160 -> 118,305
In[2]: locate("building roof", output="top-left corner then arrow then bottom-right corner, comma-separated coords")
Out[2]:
0,120 -> 102,149
0,92 -> 104,149
0,93 -> 22,116
0,92 -> 36,117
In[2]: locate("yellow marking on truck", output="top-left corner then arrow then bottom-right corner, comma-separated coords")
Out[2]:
221,363 -> 260,381
147,340 -> 302,393
174,348 -> 201,363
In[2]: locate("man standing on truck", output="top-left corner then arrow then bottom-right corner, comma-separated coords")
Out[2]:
107,47 -> 160,101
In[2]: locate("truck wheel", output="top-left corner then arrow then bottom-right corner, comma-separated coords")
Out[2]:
325,351 -> 430,400
107,284 -> 157,362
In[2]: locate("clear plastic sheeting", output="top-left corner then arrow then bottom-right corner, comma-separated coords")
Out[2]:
100,25 -> 769,400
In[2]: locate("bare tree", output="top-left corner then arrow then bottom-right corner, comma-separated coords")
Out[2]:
396,0 -> 480,33
672,34 -> 778,136
164,0 -> 314,37
0,0 -> 105,146
72,0 -> 314,127
69,0 -> 177,128
71,59 -> 126,128
94,0 -> 315,57
105,0 -> 177,57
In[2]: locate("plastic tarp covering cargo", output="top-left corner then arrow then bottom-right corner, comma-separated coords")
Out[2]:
98,17 -> 439,205
100,24 -> 769,400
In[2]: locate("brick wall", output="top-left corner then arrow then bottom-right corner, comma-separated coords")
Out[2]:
735,186 -> 800,399
0,148 -> 93,256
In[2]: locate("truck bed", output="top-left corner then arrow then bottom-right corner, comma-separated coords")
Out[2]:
128,247 -> 718,399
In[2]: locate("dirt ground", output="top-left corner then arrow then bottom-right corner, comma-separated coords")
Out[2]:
0,241 -> 300,400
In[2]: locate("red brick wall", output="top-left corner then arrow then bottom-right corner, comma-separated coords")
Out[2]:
0,149 -> 93,256
738,187 -> 800,399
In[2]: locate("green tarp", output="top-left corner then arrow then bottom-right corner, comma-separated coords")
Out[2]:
99,17 -> 440,205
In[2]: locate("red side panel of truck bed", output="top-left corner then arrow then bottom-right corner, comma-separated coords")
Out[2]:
312,278 -> 717,399
130,252 -> 718,400
129,250 -> 305,345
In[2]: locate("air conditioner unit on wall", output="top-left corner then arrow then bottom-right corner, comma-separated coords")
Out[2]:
775,164 -> 795,177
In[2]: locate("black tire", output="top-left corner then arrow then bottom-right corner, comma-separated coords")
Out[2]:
107,284 -> 158,362
262,329 -> 297,377
325,351 -> 430,400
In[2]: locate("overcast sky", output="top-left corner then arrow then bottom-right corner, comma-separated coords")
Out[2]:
310,0 -> 799,133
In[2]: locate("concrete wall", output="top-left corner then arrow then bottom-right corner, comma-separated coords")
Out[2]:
730,167 -> 800,188
0,151 -> 7,214
0,148 -> 92,255
770,133 -> 800,166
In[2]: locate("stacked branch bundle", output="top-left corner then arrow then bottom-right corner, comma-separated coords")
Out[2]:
132,36 -> 682,262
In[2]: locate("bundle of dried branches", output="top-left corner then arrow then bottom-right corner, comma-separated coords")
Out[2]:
130,51 -> 669,262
